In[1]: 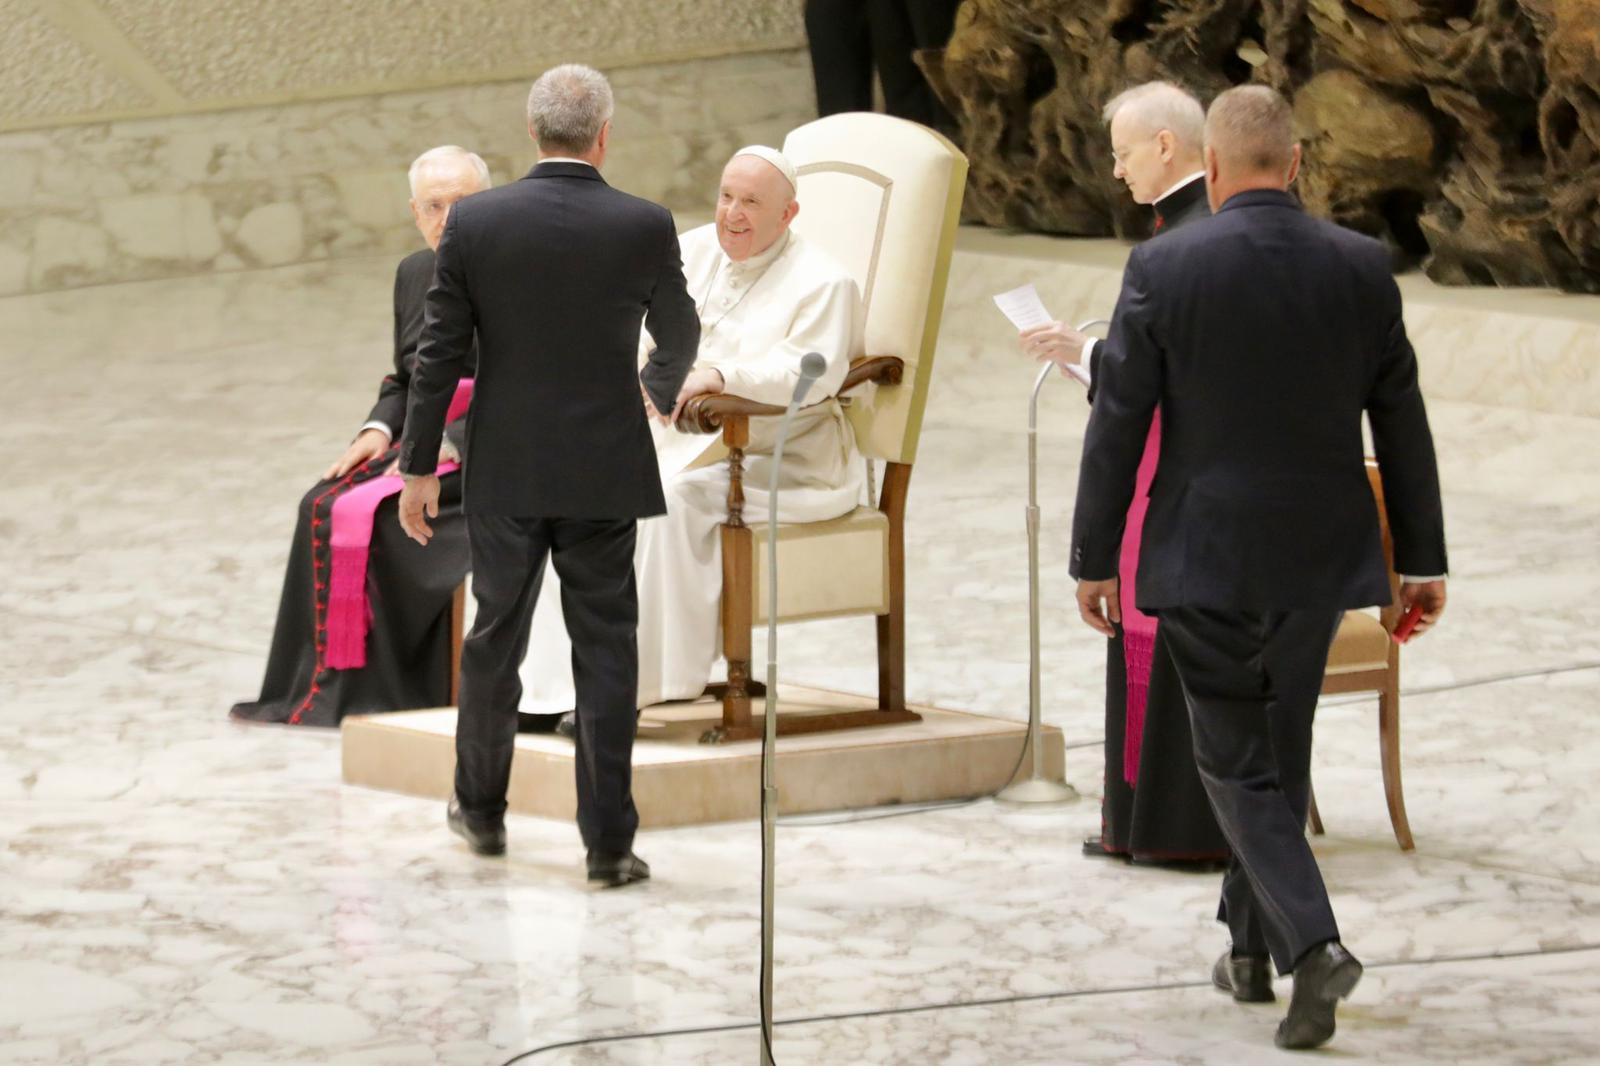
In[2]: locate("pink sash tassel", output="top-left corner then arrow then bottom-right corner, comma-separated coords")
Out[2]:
1119,413 -> 1162,786
324,378 -> 473,670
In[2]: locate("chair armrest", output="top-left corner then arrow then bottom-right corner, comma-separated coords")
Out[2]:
674,355 -> 905,434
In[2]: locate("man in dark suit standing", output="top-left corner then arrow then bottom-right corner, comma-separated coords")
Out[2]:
397,64 -> 698,887
1069,86 -> 1447,1049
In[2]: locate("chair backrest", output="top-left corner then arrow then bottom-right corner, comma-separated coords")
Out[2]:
782,114 -> 968,465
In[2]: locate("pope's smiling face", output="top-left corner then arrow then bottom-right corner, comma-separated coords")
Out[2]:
714,155 -> 800,262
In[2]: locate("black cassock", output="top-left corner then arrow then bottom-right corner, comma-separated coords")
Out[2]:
231,248 -> 475,726
1086,178 -> 1229,865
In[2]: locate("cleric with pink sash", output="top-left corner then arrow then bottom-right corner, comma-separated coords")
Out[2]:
231,242 -> 478,727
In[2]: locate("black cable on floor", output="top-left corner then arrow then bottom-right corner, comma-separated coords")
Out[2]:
499,941 -> 1600,1063
503,659 -> 1600,1061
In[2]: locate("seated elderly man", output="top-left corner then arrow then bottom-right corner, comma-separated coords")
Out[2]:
517,145 -> 864,732
231,146 -> 489,726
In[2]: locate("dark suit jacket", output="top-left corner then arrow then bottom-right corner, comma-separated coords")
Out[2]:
1086,176 -> 1210,401
1070,188 -> 1447,611
366,248 -> 475,460
399,161 -> 699,518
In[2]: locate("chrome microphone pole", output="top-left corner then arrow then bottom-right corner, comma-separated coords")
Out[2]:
760,351 -> 827,1066
998,317 -> 1109,804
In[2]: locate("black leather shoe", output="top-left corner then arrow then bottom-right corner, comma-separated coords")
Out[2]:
557,708 -> 644,741
516,711 -> 565,734
1212,951 -> 1275,1003
447,794 -> 505,856
587,850 -> 650,887
1276,941 -> 1362,1050
1081,836 -> 1127,860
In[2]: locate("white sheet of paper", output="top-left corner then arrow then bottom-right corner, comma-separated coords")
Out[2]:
994,283 -> 1092,389
992,283 -> 1053,331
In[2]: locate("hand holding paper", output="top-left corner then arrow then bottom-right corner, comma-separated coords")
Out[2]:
995,284 -> 1092,388
992,281 -> 1094,385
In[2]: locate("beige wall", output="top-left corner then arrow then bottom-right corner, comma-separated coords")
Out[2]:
0,0 -> 814,294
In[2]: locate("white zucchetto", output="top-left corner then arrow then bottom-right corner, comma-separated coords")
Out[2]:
731,145 -> 798,196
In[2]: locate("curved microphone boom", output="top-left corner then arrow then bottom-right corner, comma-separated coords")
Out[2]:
758,350 -> 827,1065
997,318 -> 1110,805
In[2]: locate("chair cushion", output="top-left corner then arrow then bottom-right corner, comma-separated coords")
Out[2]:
750,506 -> 890,623
1324,610 -> 1390,675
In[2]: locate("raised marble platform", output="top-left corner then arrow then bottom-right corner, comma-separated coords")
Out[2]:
342,686 -> 1068,827
938,228 -> 1600,421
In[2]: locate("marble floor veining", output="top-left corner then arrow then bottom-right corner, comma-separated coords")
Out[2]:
3,245 -> 1599,1064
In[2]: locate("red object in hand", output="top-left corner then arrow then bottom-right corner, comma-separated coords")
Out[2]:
1391,604 -> 1424,644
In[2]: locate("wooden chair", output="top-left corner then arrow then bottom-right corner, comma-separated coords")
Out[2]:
1311,459 -> 1413,850
675,114 -> 969,743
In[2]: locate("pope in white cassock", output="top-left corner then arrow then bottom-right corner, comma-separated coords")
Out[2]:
517,145 -> 865,731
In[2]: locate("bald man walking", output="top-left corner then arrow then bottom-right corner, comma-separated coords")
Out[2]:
1069,86 -> 1447,1049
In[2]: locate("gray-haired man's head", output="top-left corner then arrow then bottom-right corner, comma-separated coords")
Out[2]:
1102,82 -> 1206,205
408,145 -> 492,251
526,64 -> 615,160
1203,85 -> 1302,211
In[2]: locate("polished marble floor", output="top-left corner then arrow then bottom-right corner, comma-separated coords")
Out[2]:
3,242 -> 1598,1064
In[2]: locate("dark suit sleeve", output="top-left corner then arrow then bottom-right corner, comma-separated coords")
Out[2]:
638,214 -> 699,413
1368,273 -> 1447,576
399,212 -> 474,476
1069,248 -> 1163,581
1085,340 -> 1106,405
365,259 -> 421,437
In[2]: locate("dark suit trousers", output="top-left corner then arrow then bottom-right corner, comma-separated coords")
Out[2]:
1158,606 -> 1343,974
805,0 -> 873,115
456,515 -> 640,854
804,0 -> 959,126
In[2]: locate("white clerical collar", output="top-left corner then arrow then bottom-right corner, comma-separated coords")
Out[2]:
539,156 -> 596,167
1155,171 -> 1205,206
724,228 -> 792,273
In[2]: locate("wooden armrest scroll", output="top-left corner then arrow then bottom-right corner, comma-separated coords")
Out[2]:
674,355 -> 905,434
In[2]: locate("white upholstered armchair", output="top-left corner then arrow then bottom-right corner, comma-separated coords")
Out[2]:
675,113 -> 969,743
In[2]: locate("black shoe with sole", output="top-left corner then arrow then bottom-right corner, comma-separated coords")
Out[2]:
586,850 -> 650,888
447,794 -> 506,856
1081,836 -> 1128,860
1276,941 -> 1363,1050
516,712 -> 566,734
1212,950 -> 1276,1003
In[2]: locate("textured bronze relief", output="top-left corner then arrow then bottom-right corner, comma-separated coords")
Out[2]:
922,0 -> 1600,291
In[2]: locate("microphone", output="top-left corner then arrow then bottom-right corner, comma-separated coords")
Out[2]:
790,350 -> 827,405
759,349 -> 827,1065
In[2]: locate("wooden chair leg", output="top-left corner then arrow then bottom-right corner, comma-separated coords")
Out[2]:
877,462 -> 911,713
449,583 -> 465,706
706,422 -> 755,744
1379,677 -> 1414,850
717,522 -> 755,740
1307,781 -> 1325,836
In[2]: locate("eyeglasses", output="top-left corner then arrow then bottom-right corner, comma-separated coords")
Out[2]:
1110,133 -> 1160,166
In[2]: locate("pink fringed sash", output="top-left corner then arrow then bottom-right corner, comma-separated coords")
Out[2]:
325,378 -> 474,670
1119,413 -> 1162,786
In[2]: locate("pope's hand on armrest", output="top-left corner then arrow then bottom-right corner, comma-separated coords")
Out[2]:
673,355 -> 905,434
669,367 -> 725,423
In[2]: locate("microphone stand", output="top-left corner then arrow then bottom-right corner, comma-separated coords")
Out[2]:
759,351 -> 827,1066
997,317 -> 1109,805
